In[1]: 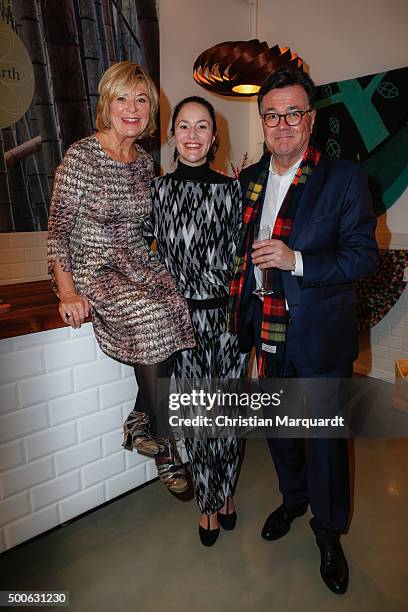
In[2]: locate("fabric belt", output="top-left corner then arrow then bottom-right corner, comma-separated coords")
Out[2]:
186,295 -> 229,311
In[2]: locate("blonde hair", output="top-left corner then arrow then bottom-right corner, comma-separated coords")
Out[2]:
96,62 -> 159,138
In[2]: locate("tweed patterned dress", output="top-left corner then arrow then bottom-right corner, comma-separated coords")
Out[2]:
48,136 -> 195,365
147,161 -> 249,513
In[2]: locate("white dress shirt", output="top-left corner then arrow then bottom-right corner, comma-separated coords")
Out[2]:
254,156 -> 304,292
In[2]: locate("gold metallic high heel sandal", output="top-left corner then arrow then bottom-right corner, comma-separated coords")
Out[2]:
122,410 -> 161,456
154,438 -> 188,494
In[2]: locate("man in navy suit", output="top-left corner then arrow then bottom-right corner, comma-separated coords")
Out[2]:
229,68 -> 377,594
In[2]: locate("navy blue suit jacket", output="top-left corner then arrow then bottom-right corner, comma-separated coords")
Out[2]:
238,153 -> 378,374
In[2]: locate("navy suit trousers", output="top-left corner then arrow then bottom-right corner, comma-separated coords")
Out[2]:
250,296 -> 351,541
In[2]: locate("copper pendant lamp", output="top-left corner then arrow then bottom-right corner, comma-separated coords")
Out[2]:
193,39 -> 303,96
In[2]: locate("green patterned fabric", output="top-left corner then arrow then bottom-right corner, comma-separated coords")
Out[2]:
315,67 -> 408,215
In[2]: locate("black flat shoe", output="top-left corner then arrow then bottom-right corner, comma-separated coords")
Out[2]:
218,510 -> 237,531
199,515 -> 220,547
261,503 -> 308,541
318,539 -> 349,595
218,497 -> 237,531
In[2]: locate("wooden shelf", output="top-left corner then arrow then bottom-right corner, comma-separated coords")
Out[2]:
0,280 -> 91,340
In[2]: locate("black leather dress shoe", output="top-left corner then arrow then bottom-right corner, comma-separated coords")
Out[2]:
318,540 -> 349,595
261,503 -> 308,541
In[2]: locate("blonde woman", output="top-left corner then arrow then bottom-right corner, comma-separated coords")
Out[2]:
48,62 -> 195,493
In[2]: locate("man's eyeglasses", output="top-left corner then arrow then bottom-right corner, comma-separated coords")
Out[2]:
261,109 -> 313,128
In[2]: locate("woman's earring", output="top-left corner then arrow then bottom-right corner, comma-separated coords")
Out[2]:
168,136 -> 178,164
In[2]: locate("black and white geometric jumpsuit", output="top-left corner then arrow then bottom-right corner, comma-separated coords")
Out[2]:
146,161 -> 249,513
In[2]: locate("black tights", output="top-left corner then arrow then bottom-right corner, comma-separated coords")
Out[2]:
133,353 -> 175,436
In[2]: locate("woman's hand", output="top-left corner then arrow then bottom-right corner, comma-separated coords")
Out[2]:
59,292 -> 90,329
52,258 -> 90,328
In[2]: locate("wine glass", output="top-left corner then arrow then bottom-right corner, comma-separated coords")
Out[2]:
253,224 -> 274,297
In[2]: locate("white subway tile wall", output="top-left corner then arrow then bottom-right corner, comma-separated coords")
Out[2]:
54,438 -> 103,476
0,326 -> 158,552
355,285 -> 408,382
59,484 -> 105,524
0,232 -> 49,284
0,404 -> 49,444
0,491 -> 31,525
5,505 -> 59,549
30,472 -> 81,511
2,456 -> 54,497
0,441 -> 25,472
106,464 -> 147,500
0,384 -> 19,415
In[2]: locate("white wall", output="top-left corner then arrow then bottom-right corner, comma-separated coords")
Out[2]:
159,0 -> 252,173
252,0 -> 408,232
256,0 -> 407,86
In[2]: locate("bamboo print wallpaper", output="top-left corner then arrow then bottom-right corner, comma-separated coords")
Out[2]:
0,0 -> 160,232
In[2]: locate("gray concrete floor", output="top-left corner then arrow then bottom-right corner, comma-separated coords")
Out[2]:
1,438 -> 407,612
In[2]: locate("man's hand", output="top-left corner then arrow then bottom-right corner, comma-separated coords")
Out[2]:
252,239 -> 295,271
59,292 -> 90,329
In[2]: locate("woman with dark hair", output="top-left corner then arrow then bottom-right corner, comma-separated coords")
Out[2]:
48,62 -> 195,494
144,96 -> 248,545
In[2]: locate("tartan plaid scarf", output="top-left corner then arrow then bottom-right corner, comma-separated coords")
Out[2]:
229,143 -> 321,377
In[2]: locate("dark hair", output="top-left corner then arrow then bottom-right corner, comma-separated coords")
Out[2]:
170,95 -> 219,163
257,68 -> 316,114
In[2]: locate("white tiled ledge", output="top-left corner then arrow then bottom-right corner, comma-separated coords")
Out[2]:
0,324 -> 167,552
